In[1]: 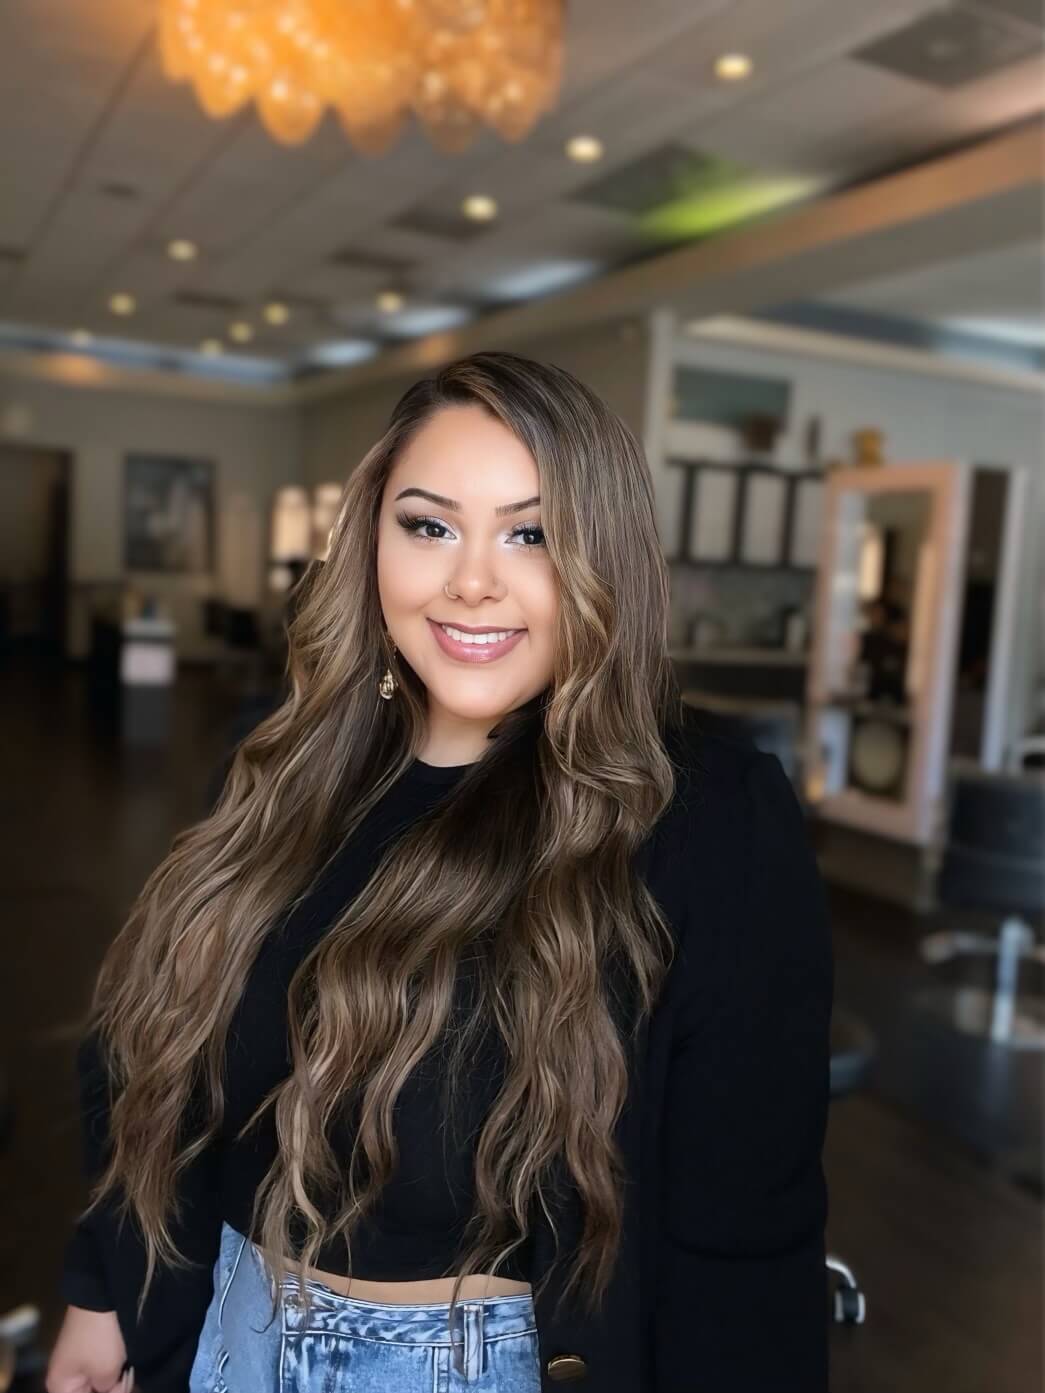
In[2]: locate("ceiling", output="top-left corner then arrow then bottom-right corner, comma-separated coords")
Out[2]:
819,239 -> 1045,348
1,0 -> 1042,386
815,240 -> 1045,347
742,237 -> 1045,373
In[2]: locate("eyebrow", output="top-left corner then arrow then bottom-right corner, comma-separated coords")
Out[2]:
393,487 -> 540,517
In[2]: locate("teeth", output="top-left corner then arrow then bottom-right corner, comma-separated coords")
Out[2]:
440,624 -> 516,645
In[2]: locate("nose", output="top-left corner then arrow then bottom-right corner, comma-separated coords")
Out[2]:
444,562 -> 506,605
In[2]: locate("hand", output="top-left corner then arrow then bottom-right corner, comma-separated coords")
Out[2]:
45,1304 -> 134,1392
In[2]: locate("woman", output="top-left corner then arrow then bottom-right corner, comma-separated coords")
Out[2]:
47,351 -> 833,1393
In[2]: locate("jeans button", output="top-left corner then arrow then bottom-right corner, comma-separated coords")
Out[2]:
547,1354 -> 588,1380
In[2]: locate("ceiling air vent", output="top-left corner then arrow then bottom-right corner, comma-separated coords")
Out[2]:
328,247 -> 414,274
98,181 -> 141,200
389,205 -> 490,241
173,290 -> 244,313
852,3 -> 1042,88
569,143 -> 743,217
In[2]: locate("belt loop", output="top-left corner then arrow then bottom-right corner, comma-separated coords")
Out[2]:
464,1302 -> 483,1381
451,1302 -> 484,1381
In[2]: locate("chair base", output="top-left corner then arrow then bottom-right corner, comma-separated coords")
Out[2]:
918,916 -> 1045,1050
827,1256 -> 866,1325
912,984 -> 1045,1051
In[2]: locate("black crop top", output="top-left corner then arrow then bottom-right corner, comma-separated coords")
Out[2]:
60,753 -> 534,1317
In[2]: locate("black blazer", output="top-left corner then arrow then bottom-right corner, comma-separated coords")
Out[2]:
65,705 -> 833,1392
527,708 -> 834,1391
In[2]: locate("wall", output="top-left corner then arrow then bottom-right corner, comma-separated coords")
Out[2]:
300,317 -> 650,491
0,375 -> 301,659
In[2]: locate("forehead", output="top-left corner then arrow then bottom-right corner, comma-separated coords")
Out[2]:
389,404 -> 538,492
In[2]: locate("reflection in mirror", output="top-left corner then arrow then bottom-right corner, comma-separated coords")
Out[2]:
847,490 -> 933,711
826,488 -> 933,721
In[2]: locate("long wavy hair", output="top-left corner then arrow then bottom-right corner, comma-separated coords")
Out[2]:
73,350 -> 686,1343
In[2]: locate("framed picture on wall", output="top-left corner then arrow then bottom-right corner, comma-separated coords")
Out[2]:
124,452 -> 215,573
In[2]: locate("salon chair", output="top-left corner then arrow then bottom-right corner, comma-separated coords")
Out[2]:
680,696 -> 802,783
918,756 -> 1045,1049
1006,735 -> 1045,772
201,599 -> 267,695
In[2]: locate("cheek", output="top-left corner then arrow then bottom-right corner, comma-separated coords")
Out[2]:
377,537 -> 432,609
524,576 -> 560,647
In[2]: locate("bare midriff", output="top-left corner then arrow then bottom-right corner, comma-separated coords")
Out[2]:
286,1260 -> 532,1305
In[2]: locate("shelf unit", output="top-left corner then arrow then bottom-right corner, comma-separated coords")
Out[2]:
665,457 -> 825,571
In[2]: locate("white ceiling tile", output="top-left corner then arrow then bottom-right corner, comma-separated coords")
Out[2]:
736,57 -> 931,132
817,239 -> 1045,320
676,115 -> 848,179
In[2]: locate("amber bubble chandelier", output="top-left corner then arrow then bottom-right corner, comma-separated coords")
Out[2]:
159,0 -> 564,152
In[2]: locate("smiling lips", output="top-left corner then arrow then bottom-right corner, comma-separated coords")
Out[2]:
427,617 -> 527,664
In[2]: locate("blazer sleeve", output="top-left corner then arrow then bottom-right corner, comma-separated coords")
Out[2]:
58,1031 -> 125,1312
58,1027 -> 226,1391
654,752 -> 834,1393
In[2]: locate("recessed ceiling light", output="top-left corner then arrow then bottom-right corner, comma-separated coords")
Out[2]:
228,321 -> 254,342
109,292 -> 136,315
264,301 -> 290,324
376,289 -> 405,313
566,134 -> 603,163
714,52 -> 753,81
201,339 -> 224,355
69,329 -> 93,346
168,239 -> 198,261
461,193 -> 498,221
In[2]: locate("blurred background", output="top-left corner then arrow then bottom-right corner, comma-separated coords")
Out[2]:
0,1 -> 1043,1389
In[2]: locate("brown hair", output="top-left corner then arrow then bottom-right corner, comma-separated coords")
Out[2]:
74,350 -> 685,1342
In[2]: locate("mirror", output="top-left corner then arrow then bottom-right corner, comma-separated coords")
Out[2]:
807,462 -> 967,844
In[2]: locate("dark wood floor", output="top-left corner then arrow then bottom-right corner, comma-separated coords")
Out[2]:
1,658 -> 1041,1392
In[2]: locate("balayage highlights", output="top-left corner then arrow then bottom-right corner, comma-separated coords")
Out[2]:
72,350 -> 687,1347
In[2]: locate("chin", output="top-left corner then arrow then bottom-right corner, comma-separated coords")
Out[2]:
431,687 -> 516,716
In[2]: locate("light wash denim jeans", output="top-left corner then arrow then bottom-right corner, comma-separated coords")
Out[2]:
189,1220 -> 543,1392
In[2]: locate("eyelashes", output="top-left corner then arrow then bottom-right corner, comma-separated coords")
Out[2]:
394,510 -> 546,549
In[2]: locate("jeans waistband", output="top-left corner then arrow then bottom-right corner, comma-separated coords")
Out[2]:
246,1236 -> 537,1378
276,1270 -> 537,1344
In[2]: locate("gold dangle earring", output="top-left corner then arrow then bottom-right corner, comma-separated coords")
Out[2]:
378,638 -> 398,700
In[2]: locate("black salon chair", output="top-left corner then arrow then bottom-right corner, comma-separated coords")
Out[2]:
202,599 -> 268,695
681,695 -> 802,783
918,756 -> 1045,1049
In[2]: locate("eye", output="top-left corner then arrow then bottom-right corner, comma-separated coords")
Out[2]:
395,511 -> 450,542
394,512 -> 545,548
508,522 -> 546,548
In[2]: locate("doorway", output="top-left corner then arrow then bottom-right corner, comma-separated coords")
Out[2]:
0,445 -> 72,662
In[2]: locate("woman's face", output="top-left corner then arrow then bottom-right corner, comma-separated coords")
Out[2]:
376,403 -> 559,760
